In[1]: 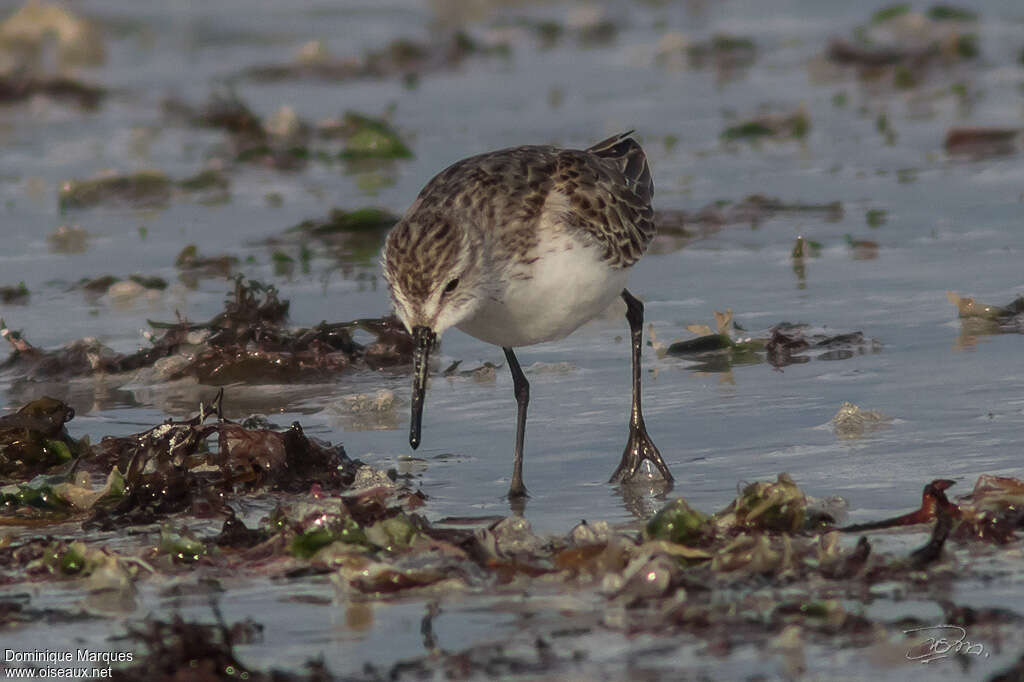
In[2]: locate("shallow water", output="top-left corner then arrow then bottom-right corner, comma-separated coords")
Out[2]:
1,0 -> 1023,679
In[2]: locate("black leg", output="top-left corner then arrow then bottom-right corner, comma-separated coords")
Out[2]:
503,347 -> 530,498
610,289 -> 674,483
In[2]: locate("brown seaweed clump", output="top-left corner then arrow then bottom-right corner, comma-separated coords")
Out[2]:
650,195 -> 842,255
163,91 -> 414,170
944,127 -> 1024,159
0,396 -> 80,480
663,313 -> 878,372
947,291 -> 1024,334
0,389 -> 372,530
238,32 -> 508,84
822,4 -> 980,90
83,390 -> 361,526
58,169 -> 230,211
5,456 -> 1024,679
721,108 -> 810,142
656,33 -> 757,84
0,73 -> 104,107
0,278 -> 415,385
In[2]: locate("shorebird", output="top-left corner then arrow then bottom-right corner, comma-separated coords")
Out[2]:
382,132 -> 673,497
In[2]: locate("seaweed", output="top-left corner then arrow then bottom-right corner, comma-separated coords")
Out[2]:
75,274 -> 167,297
865,208 -> 887,227
263,206 -> 401,267
58,169 -> 230,211
654,194 -> 843,241
0,396 -> 80,481
291,207 -> 399,237
841,480 -> 957,532
825,5 -> 981,90
4,464 -> 1024,677
335,112 -> 413,160
1,278 -> 414,384
947,291 -> 1024,335
73,390 -> 361,528
0,281 -> 29,304
174,244 -> 238,283
644,497 -> 711,546
721,108 -> 810,142
165,91 -> 414,170
111,612 -> 267,682
665,318 -> 877,371
58,171 -> 173,210
716,474 -> 808,533
0,73 -> 104,107
47,225 -> 89,253
655,32 -> 756,83
238,31 -> 508,84
945,127 -> 1022,158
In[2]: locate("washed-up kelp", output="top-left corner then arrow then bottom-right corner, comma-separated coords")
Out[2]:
721,108 -> 810,142
4,467 -> 1020,679
163,91 -> 414,170
47,224 -> 89,253
1,391 -> 362,525
0,396 -> 81,481
652,194 -> 842,246
947,291 -> 1024,334
490,15 -> 602,50
238,31 -> 508,84
822,4 -> 980,89
764,326 -> 879,368
74,274 -> 168,299
261,207 -> 401,267
0,282 -> 29,304
841,479 -> 957,532
0,278 -> 414,384
0,73 -> 104,107
945,127 -> 1024,158
174,244 -> 238,285
58,169 -> 229,211
840,477 -> 1024,544
656,33 -> 757,77
664,314 -> 879,371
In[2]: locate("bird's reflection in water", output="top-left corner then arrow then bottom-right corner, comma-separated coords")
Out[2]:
616,475 -> 673,520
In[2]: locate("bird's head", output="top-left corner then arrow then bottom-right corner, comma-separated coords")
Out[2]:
382,207 -> 488,449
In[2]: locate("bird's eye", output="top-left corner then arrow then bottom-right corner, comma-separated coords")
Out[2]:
443,278 -> 459,295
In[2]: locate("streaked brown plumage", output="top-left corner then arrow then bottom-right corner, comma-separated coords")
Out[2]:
382,132 -> 672,497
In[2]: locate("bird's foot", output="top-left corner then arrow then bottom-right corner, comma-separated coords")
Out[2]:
609,422 -> 674,484
507,479 -> 530,500
506,479 -> 529,515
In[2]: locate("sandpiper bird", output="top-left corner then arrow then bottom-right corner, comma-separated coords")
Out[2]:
382,132 -> 673,497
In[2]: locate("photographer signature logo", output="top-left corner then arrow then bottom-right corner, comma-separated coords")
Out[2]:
903,625 -> 990,664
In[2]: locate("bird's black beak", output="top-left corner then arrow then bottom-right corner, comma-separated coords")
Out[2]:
410,325 -> 436,450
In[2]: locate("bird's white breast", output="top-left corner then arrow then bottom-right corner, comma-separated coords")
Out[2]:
457,229 -> 628,348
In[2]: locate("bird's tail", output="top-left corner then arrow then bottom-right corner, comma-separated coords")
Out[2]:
587,131 -> 653,204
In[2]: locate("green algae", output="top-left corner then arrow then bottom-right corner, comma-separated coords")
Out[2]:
0,282 -> 29,304
291,517 -> 368,559
59,171 -> 172,211
870,5 -> 910,24
292,207 -> 399,236
338,112 -> 413,160
644,498 -> 710,546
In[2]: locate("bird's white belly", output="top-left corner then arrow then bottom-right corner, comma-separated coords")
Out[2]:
457,232 -> 628,348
